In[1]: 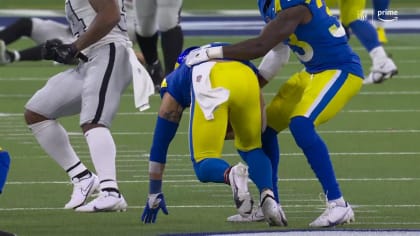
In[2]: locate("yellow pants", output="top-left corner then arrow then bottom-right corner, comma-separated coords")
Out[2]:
266,69 -> 363,132
325,0 -> 366,26
190,61 -> 263,163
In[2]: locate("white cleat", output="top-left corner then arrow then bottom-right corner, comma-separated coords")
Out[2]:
0,40 -> 11,65
64,173 -> 100,209
75,190 -> 128,212
309,201 -> 355,227
227,206 -> 265,222
260,190 -> 288,226
229,162 -> 253,217
364,57 -> 398,84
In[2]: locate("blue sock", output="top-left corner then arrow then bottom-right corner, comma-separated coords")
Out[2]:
373,0 -> 390,21
0,150 -> 11,194
150,116 -> 179,164
193,158 -> 230,183
349,20 -> 381,51
262,127 -> 280,202
289,117 -> 342,200
238,149 -> 273,193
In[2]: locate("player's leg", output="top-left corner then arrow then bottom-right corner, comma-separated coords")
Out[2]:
372,0 -> 390,43
216,62 -> 286,226
0,148 -> 11,194
134,0 -> 164,91
339,0 -> 397,84
24,69 -> 99,209
75,43 -> 132,212
0,17 -> 32,44
0,18 -> 74,65
289,70 -> 362,227
156,0 -> 184,75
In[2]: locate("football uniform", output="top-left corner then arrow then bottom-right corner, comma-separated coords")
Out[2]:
262,0 -> 364,130
134,0 -> 182,36
25,0 -> 133,127
161,60 -> 262,163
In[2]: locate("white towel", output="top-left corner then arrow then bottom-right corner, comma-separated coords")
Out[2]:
192,61 -> 230,120
128,47 -> 155,111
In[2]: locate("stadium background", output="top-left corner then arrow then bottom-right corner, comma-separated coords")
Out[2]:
0,0 -> 420,235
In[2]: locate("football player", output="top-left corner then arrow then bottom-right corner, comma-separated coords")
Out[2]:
141,44 -> 287,226
186,0 -> 362,227
0,17 -> 74,64
324,0 -> 397,84
24,0 -> 153,212
0,1 -> 144,65
133,0 -> 184,92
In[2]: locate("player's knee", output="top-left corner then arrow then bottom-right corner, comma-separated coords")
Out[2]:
24,109 -> 48,125
15,17 -> 33,37
289,116 -> 317,149
193,158 -> 229,183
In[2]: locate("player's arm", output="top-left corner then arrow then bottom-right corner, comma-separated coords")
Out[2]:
186,5 -> 311,65
41,0 -> 121,64
73,0 -> 121,51
142,92 -> 184,224
258,42 -> 290,87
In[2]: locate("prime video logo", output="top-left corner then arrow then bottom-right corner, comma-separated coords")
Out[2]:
377,9 -> 399,22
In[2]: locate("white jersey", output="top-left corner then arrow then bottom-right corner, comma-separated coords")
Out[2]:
65,0 -> 129,49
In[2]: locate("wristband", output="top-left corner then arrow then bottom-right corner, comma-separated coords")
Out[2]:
206,46 -> 223,59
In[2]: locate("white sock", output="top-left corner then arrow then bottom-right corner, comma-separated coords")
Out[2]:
369,46 -> 388,65
13,50 -> 20,62
28,120 -> 87,178
329,196 -> 346,207
85,127 -> 118,190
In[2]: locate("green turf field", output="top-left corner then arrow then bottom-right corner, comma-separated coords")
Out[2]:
1,31 -> 420,235
1,1 -> 420,235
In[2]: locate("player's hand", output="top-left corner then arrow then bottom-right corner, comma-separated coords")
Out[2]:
185,47 -> 210,67
42,40 -> 88,64
41,39 -> 63,60
141,193 -> 168,224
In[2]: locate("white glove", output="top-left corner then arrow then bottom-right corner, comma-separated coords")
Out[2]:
185,46 -> 223,67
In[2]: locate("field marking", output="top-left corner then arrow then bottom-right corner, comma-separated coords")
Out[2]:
6,177 -> 420,186
1,90 -> 420,100
2,128 -> 420,137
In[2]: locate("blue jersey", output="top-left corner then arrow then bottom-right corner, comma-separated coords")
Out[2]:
160,60 -> 260,107
265,0 -> 363,77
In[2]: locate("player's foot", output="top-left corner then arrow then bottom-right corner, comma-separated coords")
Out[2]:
64,172 -> 100,209
0,40 -> 11,65
227,206 -> 265,222
260,189 -> 288,226
309,200 -> 355,227
364,57 -> 398,84
228,162 -> 253,217
146,60 -> 165,93
376,26 -> 388,44
75,190 -> 127,212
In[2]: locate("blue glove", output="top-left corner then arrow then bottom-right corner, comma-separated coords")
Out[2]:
141,193 -> 168,223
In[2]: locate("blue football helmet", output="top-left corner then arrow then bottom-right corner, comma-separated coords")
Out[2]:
176,46 -> 200,65
258,0 -> 276,22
